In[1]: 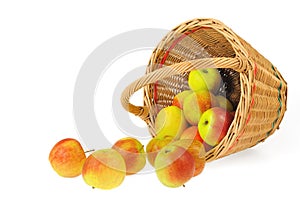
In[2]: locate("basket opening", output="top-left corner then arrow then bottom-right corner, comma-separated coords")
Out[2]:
147,27 -> 241,114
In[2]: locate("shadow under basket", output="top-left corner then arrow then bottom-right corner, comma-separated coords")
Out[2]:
121,18 -> 287,162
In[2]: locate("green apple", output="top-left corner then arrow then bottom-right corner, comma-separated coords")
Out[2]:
188,68 -> 221,94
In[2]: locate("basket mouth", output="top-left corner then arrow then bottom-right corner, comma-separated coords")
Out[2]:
143,20 -> 243,160
146,25 -> 241,115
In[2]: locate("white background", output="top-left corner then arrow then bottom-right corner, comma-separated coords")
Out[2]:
1,0 -> 299,199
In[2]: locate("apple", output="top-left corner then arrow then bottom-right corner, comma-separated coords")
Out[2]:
216,95 -> 234,112
198,107 -> 234,146
172,90 -> 192,109
155,145 -> 195,188
183,90 -> 218,125
49,138 -> 86,178
82,149 -> 126,190
188,68 -> 222,94
112,137 -> 146,175
172,139 -> 206,177
155,106 -> 187,139
180,126 -> 203,143
146,136 -> 174,166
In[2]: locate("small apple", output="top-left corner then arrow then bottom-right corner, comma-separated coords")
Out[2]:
183,91 -> 218,125
49,138 -> 86,178
172,90 -> 192,109
172,139 -> 206,177
155,106 -> 187,139
180,126 -> 203,143
82,149 -> 126,190
155,145 -> 195,188
112,137 -> 146,175
188,68 -> 221,94
216,95 -> 234,112
146,136 -> 174,166
198,107 -> 234,146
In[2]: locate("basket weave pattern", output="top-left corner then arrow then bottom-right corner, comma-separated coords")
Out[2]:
121,19 -> 287,162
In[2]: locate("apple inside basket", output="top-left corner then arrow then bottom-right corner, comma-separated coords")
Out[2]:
121,19 -> 287,162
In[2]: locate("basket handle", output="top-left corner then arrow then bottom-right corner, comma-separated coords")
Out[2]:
120,57 -> 247,123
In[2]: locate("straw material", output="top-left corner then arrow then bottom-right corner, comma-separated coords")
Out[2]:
121,18 -> 287,162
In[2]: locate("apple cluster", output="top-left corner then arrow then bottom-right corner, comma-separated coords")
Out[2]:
49,137 -> 147,190
149,68 -> 235,187
48,68 -> 235,189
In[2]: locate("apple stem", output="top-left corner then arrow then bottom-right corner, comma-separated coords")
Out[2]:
84,149 -> 95,154
183,184 -> 185,187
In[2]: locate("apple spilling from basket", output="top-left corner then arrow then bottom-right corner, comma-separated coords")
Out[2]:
49,68 -> 235,189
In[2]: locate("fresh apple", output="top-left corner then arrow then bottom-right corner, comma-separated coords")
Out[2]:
155,145 -> 195,188
155,106 -> 187,139
49,138 -> 86,178
188,68 -> 221,94
112,137 -> 146,175
183,91 -> 218,125
216,95 -> 234,112
82,149 -> 126,190
172,139 -> 206,177
146,136 -> 174,166
180,126 -> 203,143
172,90 -> 192,109
198,107 -> 234,146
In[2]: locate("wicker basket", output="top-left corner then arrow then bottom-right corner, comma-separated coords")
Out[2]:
121,18 -> 287,162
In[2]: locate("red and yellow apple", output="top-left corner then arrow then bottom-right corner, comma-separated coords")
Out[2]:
198,107 -> 234,146
180,126 -> 203,143
82,149 -> 126,190
146,136 -> 174,166
172,139 -> 206,177
155,145 -> 195,188
183,91 -> 218,125
172,90 -> 192,109
216,95 -> 234,112
112,137 -> 146,175
49,138 -> 86,178
155,106 -> 187,139
188,68 -> 221,94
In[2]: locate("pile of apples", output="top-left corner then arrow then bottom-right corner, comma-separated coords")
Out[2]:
49,68 -> 235,189
49,137 -> 147,189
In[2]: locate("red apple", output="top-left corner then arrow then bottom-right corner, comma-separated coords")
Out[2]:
112,137 -> 146,175
183,91 -> 218,125
198,107 -> 234,146
155,145 -> 195,188
172,90 -> 192,109
82,149 -> 126,190
49,138 -> 86,178
172,139 -> 206,177
146,136 -> 174,166
180,126 -> 203,143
